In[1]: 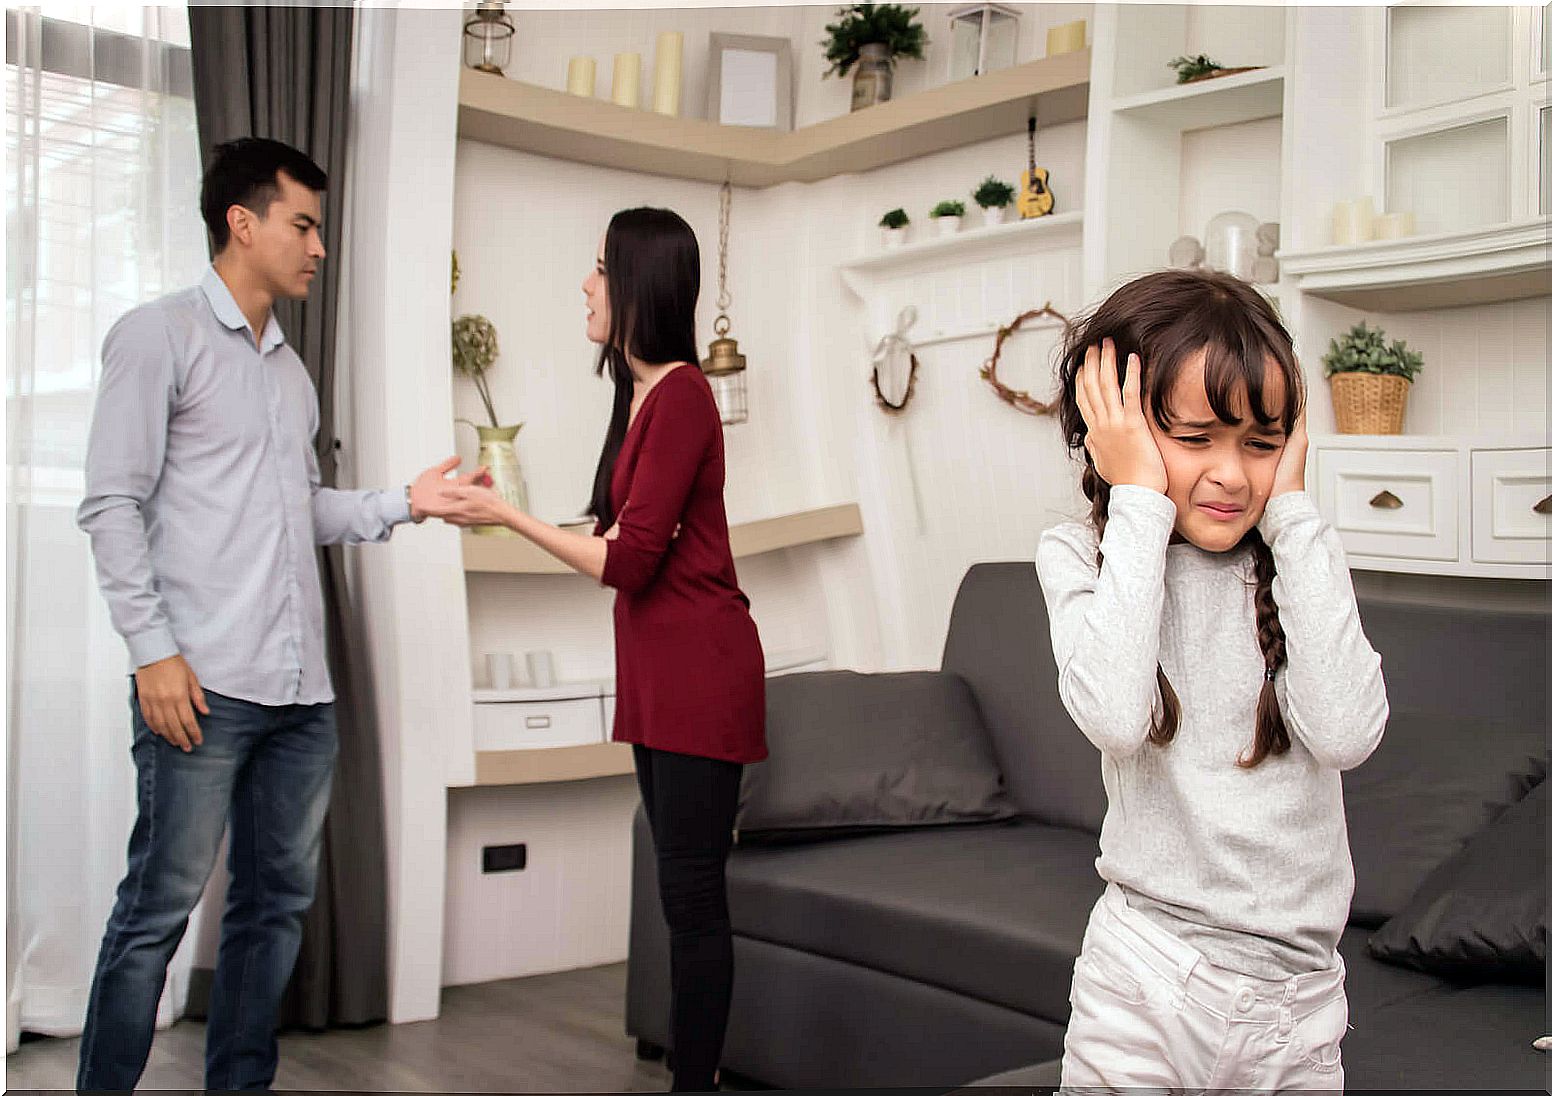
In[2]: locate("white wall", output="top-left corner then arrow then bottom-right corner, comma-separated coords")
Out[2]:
343,5 -> 468,1022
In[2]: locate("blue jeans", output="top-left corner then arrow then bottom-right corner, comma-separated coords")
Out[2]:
76,687 -> 337,1091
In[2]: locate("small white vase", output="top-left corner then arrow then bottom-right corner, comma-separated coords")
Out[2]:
881,226 -> 908,249
982,206 -> 1008,226
933,215 -> 962,237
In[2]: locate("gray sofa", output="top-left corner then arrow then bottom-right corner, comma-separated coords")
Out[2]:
626,562 -> 1547,1089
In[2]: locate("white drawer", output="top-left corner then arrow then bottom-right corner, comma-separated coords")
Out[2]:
473,697 -> 604,751
1316,447 -> 1458,561
1471,447 -> 1552,565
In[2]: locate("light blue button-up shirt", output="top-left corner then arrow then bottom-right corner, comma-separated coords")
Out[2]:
77,266 -> 412,706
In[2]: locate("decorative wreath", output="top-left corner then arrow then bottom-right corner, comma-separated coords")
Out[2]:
979,303 -> 1072,417
870,307 -> 922,414
871,349 -> 920,412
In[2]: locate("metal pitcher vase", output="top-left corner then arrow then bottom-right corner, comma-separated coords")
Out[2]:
472,423 -> 529,537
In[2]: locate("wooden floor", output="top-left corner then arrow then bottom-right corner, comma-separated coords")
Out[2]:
5,962 -> 756,1092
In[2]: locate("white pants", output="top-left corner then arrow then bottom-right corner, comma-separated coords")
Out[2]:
1060,885 -> 1348,1095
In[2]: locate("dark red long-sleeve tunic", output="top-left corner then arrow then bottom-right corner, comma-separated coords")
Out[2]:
599,364 -> 767,765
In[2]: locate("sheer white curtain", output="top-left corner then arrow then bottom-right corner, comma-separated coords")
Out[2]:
6,4 -> 206,1046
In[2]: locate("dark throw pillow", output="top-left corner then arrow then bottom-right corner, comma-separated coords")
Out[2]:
736,670 -> 1016,843
1367,780 -> 1546,984
1343,709 -> 1545,926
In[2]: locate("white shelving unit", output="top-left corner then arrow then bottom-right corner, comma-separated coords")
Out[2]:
1085,3 -> 1549,580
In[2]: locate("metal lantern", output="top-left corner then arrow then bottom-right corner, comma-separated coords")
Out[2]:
463,1 -> 515,76
701,181 -> 749,425
948,4 -> 1020,81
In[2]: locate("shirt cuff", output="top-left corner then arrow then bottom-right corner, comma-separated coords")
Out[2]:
384,486 -> 415,527
126,626 -> 180,669
1107,484 -> 1177,526
1258,490 -> 1321,545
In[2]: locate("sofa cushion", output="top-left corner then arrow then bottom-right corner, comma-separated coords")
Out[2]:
1342,708 -> 1544,926
727,820 -> 1103,1023
942,562 -> 1107,833
1367,779 -> 1545,984
736,670 -> 1016,842
1337,975 -> 1546,1089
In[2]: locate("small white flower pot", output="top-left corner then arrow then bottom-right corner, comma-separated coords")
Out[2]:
881,226 -> 908,249
982,206 -> 1008,226
933,215 -> 962,237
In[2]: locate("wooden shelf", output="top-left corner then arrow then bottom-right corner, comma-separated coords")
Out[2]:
1279,219 -> 1551,311
462,503 -> 864,574
1110,66 -> 1285,130
838,211 -> 1084,295
456,51 -> 1090,187
474,742 -> 635,786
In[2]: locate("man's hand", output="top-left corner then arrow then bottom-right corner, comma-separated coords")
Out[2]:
409,456 -> 490,522
134,654 -> 208,752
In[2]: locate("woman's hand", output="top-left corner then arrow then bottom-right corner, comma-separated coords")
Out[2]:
1075,339 -> 1168,494
1271,412 -> 1310,497
435,483 -> 516,528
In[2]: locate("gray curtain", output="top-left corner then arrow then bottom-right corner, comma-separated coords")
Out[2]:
187,3 -> 388,1030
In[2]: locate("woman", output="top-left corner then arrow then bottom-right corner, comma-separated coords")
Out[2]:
438,207 -> 767,1093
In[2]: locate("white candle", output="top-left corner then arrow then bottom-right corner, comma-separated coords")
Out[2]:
1331,197 -> 1376,245
1350,196 -> 1375,242
1374,211 -> 1415,240
611,52 -> 641,108
652,31 -> 683,116
566,56 -> 596,97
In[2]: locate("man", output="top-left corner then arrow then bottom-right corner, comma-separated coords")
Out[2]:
75,137 -> 470,1091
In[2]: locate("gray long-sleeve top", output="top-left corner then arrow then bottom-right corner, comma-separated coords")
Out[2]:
1036,486 -> 1388,978
76,266 -> 412,706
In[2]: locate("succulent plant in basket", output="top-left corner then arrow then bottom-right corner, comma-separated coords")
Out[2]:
1321,321 -> 1423,435
973,176 -> 1016,225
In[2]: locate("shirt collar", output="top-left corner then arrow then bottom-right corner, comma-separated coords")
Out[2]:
200,265 -> 287,354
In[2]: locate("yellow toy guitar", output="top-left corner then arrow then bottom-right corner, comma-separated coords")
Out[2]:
1018,116 -> 1055,219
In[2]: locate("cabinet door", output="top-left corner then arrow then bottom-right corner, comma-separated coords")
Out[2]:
473,697 -> 604,751
1316,446 -> 1459,560
1471,447 -> 1552,564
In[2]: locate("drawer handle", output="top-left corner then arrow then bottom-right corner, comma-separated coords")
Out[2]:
525,716 -> 552,729
1368,490 -> 1404,510
1535,495 -> 1552,516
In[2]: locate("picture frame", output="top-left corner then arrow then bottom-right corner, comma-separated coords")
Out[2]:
705,33 -> 793,131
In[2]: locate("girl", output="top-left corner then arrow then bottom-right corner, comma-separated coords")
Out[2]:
438,207 -> 766,1093
1036,269 -> 1388,1091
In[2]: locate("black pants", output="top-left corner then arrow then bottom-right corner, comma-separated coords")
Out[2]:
633,744 -> 744,1093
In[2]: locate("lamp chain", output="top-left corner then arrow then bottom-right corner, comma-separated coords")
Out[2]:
715,180 -> 731,336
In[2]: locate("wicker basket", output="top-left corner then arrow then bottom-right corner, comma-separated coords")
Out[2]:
1329,372 -> 1411,434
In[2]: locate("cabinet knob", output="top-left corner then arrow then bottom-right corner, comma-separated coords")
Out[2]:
1534,494 -> 1552,516
1368,490 -> 1404,510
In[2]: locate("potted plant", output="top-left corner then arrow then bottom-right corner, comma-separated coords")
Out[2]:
973,175 -> 1016,226
452,312 -> 529,531
929,199 -> 966,236
822,3 -> 928,111
1321,321 -> 1424,434
879,207 -> 910,248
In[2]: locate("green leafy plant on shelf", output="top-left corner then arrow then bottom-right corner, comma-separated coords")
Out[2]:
1167,54 -> 1225,83
973,176 -> 1016,210
929,199 -> 966,219
821,3 -> 928,77
879,207 -> 910,229
1321,321 -> 1424,381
